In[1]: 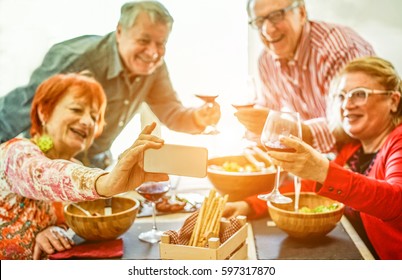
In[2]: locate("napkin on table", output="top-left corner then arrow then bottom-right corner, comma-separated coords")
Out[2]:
49,238 -> 123,260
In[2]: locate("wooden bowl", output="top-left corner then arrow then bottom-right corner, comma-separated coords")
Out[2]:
64,196 -> 139,241
268,192 -> 344,239
207,155 -> 284,201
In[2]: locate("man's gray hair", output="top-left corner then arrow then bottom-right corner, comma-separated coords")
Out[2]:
247,0 -> 305,18
119,0 -> 174,31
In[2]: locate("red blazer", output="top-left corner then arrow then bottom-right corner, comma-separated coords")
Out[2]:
246,125 -> 402,259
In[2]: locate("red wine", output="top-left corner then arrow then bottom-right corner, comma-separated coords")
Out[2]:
195,94 -> 218,103
231,103 -> 255,110
263,140 -> 296,152
136,182 -> 170,202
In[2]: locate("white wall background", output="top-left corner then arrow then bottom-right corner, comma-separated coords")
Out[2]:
1,0 -> 401,157
0,0 -> 249,156
0,0 -> 248,101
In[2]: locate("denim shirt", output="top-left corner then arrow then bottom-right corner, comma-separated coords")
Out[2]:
0,32 -> 201,168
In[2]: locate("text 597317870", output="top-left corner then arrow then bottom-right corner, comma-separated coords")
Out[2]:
221,266 -> 275,276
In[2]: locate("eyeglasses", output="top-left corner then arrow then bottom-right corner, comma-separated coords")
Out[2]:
332,87 -> 394,106
248,1 -> 301,29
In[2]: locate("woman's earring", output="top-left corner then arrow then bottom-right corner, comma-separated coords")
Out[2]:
36,134 -> 54,153
36,123 -> 53,153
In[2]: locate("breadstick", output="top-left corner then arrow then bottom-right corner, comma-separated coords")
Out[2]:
198,197 -> 218,246
190,189 -> 229,247
213,194 -> 228,235
191,190 -> 214,246
206,198 -> 222,234
189,197 -> 207,246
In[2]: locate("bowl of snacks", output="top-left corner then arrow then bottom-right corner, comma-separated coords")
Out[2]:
64,196 -> 139,241
207,147 -> 283,201
268,192 -> 344,239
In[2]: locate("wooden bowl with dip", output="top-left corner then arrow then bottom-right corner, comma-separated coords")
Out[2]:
64,197 -> 139,241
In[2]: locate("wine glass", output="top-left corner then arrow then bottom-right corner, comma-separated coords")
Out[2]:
168,175 -> 181,203
258,110 -> 301,204
195,94 -> 219,135
231,76 -> 257,110
232,76 -> 259,144
136,181 -> 170,243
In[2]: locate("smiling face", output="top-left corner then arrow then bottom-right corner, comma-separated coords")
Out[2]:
338,72 -> 400,143
41,92 -> 101,159
252,0 -> 306,59
116,12 -> 170,76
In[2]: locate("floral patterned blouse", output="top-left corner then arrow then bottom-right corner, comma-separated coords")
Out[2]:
0,138 -> 107,259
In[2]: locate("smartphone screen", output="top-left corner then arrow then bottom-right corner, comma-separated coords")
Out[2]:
144,144 -> 208,178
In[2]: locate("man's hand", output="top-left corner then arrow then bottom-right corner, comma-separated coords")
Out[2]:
234,108 -> 268,135
193,102 -> 221,128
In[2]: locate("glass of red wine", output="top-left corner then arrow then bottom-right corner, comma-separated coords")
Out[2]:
136,181 -> 170,243
195,94 -> 219,135
231,75 -> 258,110
231,76 -> 259,142
258,110 -> 301,204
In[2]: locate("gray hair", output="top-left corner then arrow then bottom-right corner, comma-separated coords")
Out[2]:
119,1 -> 174,31
247,0 -> 305,18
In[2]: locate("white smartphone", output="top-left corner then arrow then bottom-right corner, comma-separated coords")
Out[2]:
144,144 -> 208,178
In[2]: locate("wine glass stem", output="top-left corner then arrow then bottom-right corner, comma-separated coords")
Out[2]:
169,188 -> 177,203
151,201 -> 158,231
273,166 -> 281,193
294,176 -> 301,212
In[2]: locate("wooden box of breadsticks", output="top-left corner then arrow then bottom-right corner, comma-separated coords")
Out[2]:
159,190 -> 248,260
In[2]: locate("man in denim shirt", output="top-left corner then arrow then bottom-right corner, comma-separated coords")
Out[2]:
0,1 -> 220,169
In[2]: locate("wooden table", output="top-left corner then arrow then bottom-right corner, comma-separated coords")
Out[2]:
108,176 -> 373,260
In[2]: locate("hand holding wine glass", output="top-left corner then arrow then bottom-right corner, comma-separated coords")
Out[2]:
258,110 -> 302,204
136,181 -> 170,243
194,94 -> 221,135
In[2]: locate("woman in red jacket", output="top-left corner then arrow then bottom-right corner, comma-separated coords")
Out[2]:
224,56 -> 402,260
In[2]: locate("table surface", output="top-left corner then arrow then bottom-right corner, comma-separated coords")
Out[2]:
72,176 -> 374,260
251,216 -> 373,260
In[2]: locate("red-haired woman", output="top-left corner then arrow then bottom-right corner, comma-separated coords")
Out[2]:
0,72 -> 168,259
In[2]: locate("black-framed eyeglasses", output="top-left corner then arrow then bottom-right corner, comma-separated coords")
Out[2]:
332,87 -> 395,106
248,1 -> 301,29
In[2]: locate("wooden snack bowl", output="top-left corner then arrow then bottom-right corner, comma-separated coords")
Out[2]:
64,196 -> 139,241
207,155 -> 284,201
159,216 -> 248,260
268,192 -> 344,239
